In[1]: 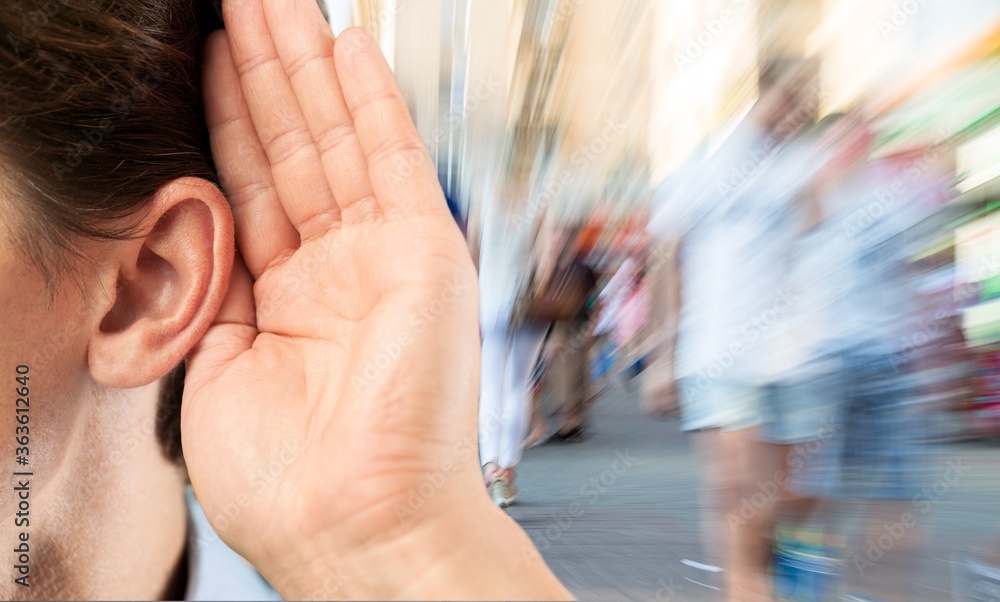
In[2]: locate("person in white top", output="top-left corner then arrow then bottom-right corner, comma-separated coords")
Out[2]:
645,66 -> 817,601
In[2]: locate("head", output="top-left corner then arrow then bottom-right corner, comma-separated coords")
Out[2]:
752,56 -> 820,140
812,109 -> 875,189
0,0 -> 232,511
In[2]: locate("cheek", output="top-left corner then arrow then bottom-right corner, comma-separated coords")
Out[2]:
0,246 -> 96,511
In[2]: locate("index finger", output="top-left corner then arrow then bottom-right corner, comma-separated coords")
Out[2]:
203,30 -> 300,279
333,28 -> 446,219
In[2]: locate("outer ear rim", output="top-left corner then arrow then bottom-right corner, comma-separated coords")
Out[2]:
88,177 -> 235,389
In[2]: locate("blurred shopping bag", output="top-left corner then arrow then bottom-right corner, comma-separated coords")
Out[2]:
519,259 -> 593,324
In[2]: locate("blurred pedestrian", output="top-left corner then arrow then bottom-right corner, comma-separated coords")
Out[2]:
809,114 -> 931,602
546,245 -> 599,442
646,66 -> 817,601
477,200 -> 551,508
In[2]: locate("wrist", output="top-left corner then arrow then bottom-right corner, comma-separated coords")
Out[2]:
268,494 -> 572,600
390,500 -> 572,600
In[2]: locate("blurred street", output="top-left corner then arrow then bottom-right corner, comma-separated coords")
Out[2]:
512,375 -> 1000,601
342,1 -> 1000,599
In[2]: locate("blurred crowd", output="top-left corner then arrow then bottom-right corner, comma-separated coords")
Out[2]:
464,23 -> 997,602
475,77 -> 990,599
349,0 -> 1000,599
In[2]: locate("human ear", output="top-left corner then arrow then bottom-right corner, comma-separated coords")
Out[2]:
88,177 -> 234,388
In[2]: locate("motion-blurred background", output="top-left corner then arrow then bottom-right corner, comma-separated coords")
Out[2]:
321,2 -> 1000,600
325,0 -> 1000,260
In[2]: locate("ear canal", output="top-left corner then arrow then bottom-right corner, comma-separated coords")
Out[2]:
99,243 -> 181,336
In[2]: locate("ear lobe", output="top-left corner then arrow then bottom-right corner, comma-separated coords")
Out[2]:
89,177 -> 234,389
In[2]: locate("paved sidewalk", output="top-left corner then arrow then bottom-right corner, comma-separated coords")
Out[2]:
510,378 -> 715,601
510,375 -> 1000,601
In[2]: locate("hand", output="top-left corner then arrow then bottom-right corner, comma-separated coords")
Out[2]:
181,1 -> 567,599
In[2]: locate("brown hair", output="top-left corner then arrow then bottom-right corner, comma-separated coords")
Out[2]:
0,0 -> 223,462
0,0 -> 219,272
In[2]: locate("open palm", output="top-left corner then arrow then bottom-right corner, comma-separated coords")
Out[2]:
180,0 -> 483,590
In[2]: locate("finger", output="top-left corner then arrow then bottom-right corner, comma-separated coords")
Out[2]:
224,0 -> 341,240
262,0 -> 376,225
203,30 -> 299,280
334,27 -> 446,218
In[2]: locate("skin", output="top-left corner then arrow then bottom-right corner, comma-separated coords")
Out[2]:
1,0 -> 571,599
0,179 -> 232,600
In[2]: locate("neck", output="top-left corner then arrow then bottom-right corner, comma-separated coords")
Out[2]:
3,383 -> 188,600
